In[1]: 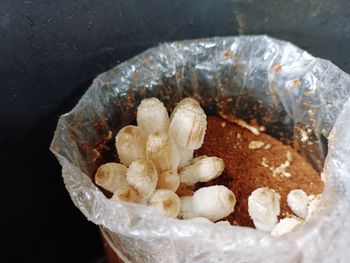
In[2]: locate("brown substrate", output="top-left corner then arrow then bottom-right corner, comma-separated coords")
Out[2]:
194,116 -> 323,227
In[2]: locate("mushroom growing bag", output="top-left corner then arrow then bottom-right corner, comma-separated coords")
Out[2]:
50,36 -> 350,262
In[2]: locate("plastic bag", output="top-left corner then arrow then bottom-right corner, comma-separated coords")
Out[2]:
50,36 -> 350,262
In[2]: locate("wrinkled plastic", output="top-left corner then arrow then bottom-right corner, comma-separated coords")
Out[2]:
50,36 -> 350,262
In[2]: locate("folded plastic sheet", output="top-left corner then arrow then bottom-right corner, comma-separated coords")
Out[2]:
50,36 -> 350,262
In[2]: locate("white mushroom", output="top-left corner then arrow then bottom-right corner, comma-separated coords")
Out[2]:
148,189 -> 181,218
287,189 -> 309,219
111,186 -> 141,203
178,196 -> 196,219
157,170 -> 180,192
95,163 -> 128,193
170,98 -> 199,117
271,217 -> 303,237
146,131 -> 180,173
179,156 -> 224,186
126,159 -> 158,201
168,98 -> 207,150
115,125 -> 147,166
248,187 -> 281,232
192,185 -> 236,222
137,97 -> 170,135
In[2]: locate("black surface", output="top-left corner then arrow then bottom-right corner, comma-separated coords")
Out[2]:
2,0 -> 350,261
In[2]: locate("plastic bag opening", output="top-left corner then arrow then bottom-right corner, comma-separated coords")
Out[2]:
51,35 -> 350,262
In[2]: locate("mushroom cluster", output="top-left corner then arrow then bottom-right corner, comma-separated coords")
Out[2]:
248,187 -> 322,236
95,97 -> 236,222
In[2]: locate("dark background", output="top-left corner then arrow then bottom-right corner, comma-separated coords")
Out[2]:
1,0 -> 350,261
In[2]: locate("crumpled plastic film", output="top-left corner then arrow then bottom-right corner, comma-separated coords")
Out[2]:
50,36 -> 350,262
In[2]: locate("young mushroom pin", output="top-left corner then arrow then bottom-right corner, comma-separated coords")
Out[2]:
168,98 -> 207,166
137,97 -> 170,135
148,189 -> 181,218
192,185 -> 236,222
115,125 -> 147,166
126,159 -> 158,202
179,156 -> 224,186
146,131 -> 180,173
95,163 -> 128,193
287,189 -> 309,219
248,187 -> 281,232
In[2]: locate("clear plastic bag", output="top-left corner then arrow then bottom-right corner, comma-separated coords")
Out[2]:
50,36 -> 350,262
